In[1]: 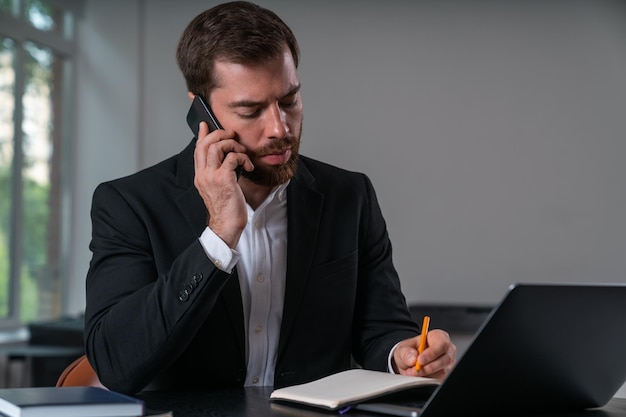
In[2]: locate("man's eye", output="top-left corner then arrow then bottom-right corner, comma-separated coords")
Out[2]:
238,110 -> 260,119
280,99 -> 298,108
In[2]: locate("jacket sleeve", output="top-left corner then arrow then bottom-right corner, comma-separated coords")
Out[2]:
83,181 -> 233,394
352,174 -> 420,369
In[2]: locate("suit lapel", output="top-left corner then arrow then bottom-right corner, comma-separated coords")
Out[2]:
220,268 -> 246,359
175,187 -> 207,234
174,140 -> 207,234
278,160 -> 324,359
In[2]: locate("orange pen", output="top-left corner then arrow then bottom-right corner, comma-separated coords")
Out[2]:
415,315 -> 430,372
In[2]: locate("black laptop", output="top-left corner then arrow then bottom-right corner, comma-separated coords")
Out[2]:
357,283 -> 626,416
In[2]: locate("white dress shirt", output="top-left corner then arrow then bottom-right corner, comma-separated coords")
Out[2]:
199,182 -> 289,386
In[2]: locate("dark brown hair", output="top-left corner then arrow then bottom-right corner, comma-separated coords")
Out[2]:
176,1 -> 300,100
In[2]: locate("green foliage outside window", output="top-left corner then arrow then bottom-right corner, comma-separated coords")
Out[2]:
0,0 -> 69,323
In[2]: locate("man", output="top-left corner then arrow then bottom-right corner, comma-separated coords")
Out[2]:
84,1 -> 456,395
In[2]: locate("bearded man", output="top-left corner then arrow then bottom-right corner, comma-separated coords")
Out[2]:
84,1 -> 456,395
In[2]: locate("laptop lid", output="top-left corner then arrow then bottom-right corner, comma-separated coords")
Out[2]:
414,283 -> 626,416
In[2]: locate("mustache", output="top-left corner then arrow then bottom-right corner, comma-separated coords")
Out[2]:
248,137 -> 296,158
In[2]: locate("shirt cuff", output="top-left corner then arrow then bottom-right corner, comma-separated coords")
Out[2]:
388,341 -> 402,374
199,227 -> 240,273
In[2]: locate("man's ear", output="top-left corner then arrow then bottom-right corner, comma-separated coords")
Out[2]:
187,92 -> 195,102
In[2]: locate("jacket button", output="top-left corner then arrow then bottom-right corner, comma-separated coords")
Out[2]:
191,273 -> 203,287
178,289 -> 189,302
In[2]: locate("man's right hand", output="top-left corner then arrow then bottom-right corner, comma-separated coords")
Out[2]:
193,121 -> 253,248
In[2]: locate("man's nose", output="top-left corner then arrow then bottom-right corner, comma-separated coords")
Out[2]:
266,103 -> 288,139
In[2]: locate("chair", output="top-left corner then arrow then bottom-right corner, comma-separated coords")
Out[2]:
56,354 -> 106,389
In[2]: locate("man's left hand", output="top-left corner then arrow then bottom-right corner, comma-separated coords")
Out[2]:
393,329 -> 457,379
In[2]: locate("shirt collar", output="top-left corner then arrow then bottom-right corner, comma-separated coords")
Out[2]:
248,180 -> 290,214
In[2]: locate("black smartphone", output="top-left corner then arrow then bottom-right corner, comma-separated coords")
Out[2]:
186,94 -> 243,179
186,94 -> 223,137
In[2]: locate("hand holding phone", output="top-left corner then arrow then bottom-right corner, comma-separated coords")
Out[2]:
186,94 -> 243,179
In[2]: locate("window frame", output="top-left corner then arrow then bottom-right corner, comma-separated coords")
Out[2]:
0,0 -> 81,328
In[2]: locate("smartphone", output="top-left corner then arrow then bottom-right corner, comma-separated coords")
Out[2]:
186,94 -> 243,179
186,94 -> 223,137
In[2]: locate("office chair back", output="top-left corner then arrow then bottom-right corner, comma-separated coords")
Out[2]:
56,354 -> 106,389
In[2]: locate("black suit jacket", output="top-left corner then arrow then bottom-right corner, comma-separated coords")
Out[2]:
84,139 -> 419,394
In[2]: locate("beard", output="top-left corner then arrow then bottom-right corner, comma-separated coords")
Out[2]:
241,127 -> 301,187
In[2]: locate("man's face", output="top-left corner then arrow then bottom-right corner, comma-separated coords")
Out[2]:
209,46 -> 303,186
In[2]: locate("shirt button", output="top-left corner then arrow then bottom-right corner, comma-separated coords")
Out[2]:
255,221 -> 260,229
214,259 -> 222,268
256,274 -> 265,283
252,377 -> 259,384
255,325 -> 262,334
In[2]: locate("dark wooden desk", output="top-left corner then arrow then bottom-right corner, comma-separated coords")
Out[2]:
136,388 -> 626,417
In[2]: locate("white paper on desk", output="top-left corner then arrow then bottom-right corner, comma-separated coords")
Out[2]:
269,369 -> 439,410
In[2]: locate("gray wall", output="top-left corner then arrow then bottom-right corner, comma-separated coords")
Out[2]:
68,0 -> 626,315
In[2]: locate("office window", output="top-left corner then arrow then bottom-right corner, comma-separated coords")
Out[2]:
0,0 -> 79,326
